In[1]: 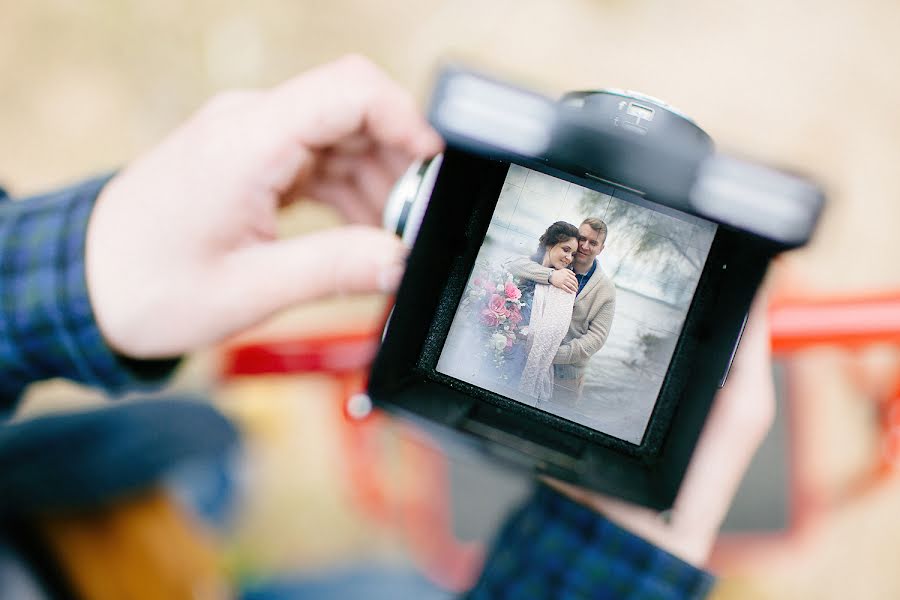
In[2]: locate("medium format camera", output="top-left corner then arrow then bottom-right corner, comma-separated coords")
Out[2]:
367,68 -> 824,509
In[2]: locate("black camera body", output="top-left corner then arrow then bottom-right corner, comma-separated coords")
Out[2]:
367,68 -> 824,509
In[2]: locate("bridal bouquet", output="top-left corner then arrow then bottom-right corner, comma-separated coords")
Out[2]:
461,260 -> 528,377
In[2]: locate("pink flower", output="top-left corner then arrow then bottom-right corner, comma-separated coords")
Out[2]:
504,282 -> 521,301
480,308 -> 500,327
505,336 -> 514,349
507,308 -> 523,325
488,294 -> 508,316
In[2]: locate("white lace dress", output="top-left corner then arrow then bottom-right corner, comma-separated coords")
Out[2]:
518,283 -> 575,401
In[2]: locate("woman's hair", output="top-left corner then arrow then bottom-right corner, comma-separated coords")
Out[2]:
538,221 -> 579,250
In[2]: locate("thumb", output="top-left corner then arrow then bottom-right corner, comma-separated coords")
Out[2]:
221,225 -> 407,318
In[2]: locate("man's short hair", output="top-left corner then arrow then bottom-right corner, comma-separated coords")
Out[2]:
581,217 -> 608,241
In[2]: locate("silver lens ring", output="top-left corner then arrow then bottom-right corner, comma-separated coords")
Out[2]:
383,154 -> 443,246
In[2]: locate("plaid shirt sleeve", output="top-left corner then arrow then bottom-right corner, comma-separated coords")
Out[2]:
0,176 -> 179,407
467,484 -> 715,600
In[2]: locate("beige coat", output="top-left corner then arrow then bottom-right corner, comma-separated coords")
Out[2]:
505,257 -> 616,377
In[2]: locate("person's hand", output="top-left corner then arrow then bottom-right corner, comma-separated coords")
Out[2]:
85,55 -> 443,359
549,269 -> 579,294
547,292 -> 774,566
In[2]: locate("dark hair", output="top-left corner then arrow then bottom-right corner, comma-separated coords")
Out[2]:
538,221 -> 579,250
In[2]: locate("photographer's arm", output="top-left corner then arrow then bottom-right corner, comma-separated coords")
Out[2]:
0,179 -> 179,406
469,484 -> 714,599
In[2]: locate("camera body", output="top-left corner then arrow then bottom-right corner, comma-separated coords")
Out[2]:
368,68 -> 824,509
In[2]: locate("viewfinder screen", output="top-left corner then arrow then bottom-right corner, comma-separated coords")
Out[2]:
436,165 -> 717,444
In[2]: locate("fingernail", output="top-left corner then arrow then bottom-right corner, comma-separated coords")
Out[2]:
377,262 -> 405,293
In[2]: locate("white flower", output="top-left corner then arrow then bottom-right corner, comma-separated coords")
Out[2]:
490,332 -> 507,352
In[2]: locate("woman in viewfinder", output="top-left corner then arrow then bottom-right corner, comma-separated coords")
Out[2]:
516,221 -> 579,400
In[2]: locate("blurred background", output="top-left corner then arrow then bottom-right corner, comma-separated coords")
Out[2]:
2,0 -> 900,598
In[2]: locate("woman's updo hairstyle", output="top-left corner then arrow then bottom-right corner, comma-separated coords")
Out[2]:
538,221 -> 579,250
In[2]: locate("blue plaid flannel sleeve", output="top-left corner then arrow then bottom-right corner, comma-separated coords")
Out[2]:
468,484 -> 715,600
0,177 -> 179,405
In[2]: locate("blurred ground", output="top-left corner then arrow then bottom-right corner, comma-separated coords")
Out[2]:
3,0 -> 900,597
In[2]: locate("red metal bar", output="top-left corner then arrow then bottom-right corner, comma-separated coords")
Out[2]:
220,331 -> 379,377
769,292 -> 900,352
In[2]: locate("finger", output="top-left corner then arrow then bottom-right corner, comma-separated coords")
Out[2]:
334,133 -> 374,155
351,154 -> 398,215
307,150 -> 405,222
314,150 -> 400,212
318,151 -> 363,181
668,291 -> 774,547
377,145 -> 420,182
305,179 -> 381,225
267,55 -> 442,158
218,225 -> 407,322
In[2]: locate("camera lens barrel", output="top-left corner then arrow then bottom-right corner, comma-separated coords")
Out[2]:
383,154 -> 443,245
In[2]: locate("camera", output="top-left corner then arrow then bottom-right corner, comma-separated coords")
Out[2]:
367,68 -> 824,509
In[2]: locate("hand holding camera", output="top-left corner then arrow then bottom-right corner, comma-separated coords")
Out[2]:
85,55 -> 441,359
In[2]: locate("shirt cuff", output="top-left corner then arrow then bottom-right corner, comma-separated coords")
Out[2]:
468,484 -> 715,599
0,175 -> 180,401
